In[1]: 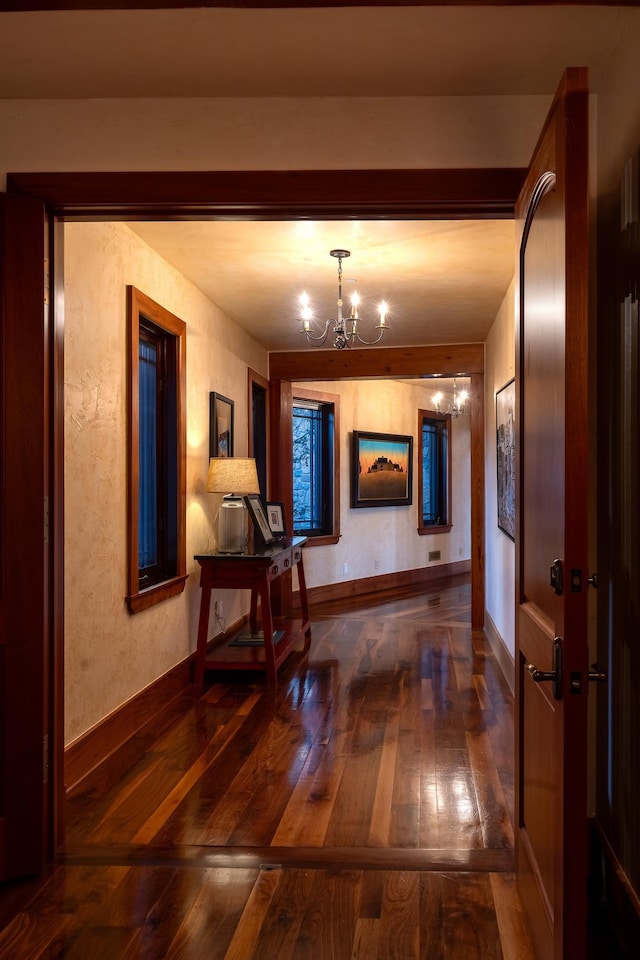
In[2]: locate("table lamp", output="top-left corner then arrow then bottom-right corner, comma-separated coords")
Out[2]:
206,457 -> 260,553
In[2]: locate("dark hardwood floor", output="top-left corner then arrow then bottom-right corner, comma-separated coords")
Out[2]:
0,577 -> 538,957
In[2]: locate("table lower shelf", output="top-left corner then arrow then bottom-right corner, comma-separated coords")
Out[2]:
201,617 -> 311,678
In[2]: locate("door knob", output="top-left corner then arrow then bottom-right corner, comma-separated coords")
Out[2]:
588,663 -> 607,683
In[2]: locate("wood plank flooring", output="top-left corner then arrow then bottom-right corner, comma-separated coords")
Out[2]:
0,576 -> 539,958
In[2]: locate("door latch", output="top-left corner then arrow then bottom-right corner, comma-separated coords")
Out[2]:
526,637 -> 563,701
549,558 -> 564,595
570,663 -> 608,694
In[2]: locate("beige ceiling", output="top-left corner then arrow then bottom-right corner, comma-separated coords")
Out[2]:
5,4 -> 637,352
0,6 -> 637,99
126,219 -> 515,352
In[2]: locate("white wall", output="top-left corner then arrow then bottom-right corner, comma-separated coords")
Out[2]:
294,379 -> 471,589
0,95 -> 550,188
64,221 -> 268,745
484,279 -> 516,659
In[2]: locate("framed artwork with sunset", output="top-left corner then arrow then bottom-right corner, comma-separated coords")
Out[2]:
351,431 -> 413,508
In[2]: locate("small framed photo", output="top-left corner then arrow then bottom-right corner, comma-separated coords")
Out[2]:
244,494 -> 275,548
209,392 -> 234,459
266,501 -> 286,537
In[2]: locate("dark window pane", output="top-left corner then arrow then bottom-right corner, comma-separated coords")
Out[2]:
421,416 -> 448,526
293,405 -> 324,532
139,338 -> 158,570
292,399 -> 336,538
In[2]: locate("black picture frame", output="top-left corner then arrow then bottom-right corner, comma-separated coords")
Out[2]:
209,392 -> 234,459
496,378 -> 515,541
351,430 -> 413,508
266,501 -> 286,537
244,494 -> 276,548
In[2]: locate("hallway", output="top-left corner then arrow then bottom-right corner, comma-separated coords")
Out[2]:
0,577 -> 535,957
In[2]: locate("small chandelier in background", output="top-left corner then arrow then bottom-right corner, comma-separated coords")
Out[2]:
433,379 -> 469,419
299,249 -> 390,349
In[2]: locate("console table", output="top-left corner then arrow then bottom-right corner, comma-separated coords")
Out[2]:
193,536 -> 311,688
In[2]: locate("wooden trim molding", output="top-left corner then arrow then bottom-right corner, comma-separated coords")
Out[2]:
290,387 -> 341,544
64,657 -> 192,797
8,169 -> 524,221
270,355 -> 485,632
269,343 -> 485,382
294,559 -> 470,609
248,367 -> 269,497
417,407 -> 451,535
469,372 -> 485,628
125,574 -> 189,614
4,166 -> 496,862
3,2 -> 629,11
483,609 -> 515,695
64,616 -> 244,796
126,286 -> 187,613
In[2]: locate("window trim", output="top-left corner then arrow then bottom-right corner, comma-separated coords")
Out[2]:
292,388 -> 340,547
417,407 -> 452,536
126,286 -> 188,613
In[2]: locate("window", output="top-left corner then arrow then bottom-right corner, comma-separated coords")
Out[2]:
418,409 -> 451,534
127,286 -> 187,613
248,368 -> 269,499
292,390 -> 340,544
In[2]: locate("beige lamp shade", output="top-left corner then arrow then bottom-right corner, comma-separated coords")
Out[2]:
206,457 -> 260,495
206,458 -> 260,553
207,457 -> 260,495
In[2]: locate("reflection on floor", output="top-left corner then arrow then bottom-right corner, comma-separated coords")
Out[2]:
1,575 -> 606,958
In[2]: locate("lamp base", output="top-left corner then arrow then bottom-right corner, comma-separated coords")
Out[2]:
217,497 -> 247,554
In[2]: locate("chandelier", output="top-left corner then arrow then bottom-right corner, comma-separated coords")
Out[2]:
299,249 -> 390,349
433,379 -> 469,419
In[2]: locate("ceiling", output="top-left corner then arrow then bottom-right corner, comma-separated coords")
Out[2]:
5,4 -> 638,352
0,6 -> 637,99
125,219 -> 515,352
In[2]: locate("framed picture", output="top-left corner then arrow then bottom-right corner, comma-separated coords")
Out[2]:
209,392 -> 234,459
351,430 -> 413,508
496,378 -> 515,541
244,494 -> 276,548
266,501 -> 286,537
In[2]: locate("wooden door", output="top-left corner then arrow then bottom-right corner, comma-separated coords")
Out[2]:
515,68 -> 590,959
0,192 -> 54,880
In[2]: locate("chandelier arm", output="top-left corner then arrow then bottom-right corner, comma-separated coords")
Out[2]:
353,328 -> 387,346
301,318 -> 333,344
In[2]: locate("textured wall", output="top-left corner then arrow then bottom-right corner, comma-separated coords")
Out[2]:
293,378 -> 471,589
484,279 -> 516,658
0,95 -> 550,189
64,221 -> 267,745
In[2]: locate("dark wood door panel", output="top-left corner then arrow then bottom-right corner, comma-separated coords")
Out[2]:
515,67 -> 590,960
0,192 -> 50,880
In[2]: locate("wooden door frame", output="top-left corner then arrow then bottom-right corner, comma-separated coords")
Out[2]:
5,167 -> 524,857
268,347 -> 485,626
